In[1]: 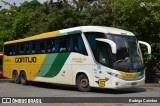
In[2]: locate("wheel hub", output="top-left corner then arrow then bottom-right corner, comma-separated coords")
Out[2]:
81,79 -> 88,88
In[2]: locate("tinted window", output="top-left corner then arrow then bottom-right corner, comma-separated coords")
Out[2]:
69,34 -> 87,55
54,39 -> 60,52
25,42 -> 30,54
69,36 -> 78,52
46,39 -> 54,53
19,43 -> 25,54
84,32 -> 112,67
40,40 -> 46,53
97,42 -> 110,66
4,45 -> 10,55
4,33 -> 87,56
14,44 -> 19,55
84,32 -> 105,57
59,37 -> 68,52
31,41 -> 36,54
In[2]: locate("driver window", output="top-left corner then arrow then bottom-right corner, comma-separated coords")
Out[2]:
97,42 -> 110,67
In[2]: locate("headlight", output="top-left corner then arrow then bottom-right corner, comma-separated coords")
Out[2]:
107,72 -> 124,79
107,72 -> 144,80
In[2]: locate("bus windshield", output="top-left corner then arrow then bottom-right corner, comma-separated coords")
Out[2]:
107,34 -> 144,72
84,32 -> 144,72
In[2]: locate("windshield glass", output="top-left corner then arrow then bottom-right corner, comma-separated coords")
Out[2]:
107,34 -> 144,72
84,32 -> 144,72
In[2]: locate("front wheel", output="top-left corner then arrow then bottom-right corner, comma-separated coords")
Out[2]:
20,72 -> 27,85
76,74 -> 91,92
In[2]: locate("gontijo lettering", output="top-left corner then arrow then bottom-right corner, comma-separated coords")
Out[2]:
15,57 -> 36,63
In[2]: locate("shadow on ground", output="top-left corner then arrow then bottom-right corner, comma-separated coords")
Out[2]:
2,78 -> 146,94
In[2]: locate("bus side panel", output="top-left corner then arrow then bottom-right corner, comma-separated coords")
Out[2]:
35,52 -> 95,85
92,65 -> 112,88
72,64 -> 94,86
70,53 -> 95,87
3,55 -> 14,79
34,53 -> 71,84
3,54 -> 46,80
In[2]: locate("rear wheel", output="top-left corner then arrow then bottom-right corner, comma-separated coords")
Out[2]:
76,74 -> 91,92
12,71 -> 20,84
20,72 -> 27,85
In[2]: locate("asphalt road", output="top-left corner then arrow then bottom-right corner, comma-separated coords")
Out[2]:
0,78 -> 160,106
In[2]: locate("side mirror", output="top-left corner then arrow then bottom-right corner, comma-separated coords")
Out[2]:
138,41 -> 151,54
96,38 -> 117,54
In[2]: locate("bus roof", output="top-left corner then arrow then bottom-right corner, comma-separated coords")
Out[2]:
4,26 -> 134,45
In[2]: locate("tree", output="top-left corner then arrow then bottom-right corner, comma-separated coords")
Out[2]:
1,0 -> 158,68
112,0 -> 160,83
112,0 -> 160,64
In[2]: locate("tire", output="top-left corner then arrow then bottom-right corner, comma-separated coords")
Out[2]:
20,72 -> 27,85
76,74 -> 91,92
12,71 -> 20,84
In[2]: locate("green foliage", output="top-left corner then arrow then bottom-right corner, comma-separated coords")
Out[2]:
112,0 -> 160,65
0,0 -> 159,68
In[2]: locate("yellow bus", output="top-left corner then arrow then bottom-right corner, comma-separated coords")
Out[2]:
3,26 -> 151,91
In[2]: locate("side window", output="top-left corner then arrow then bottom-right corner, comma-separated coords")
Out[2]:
4,45 -> 10,56
84,32 -> 112,66
46,39 -> 54,53
84,32 -> 106,57
25,42 -> 30,54
14,44 -> 18,55
77,35 -> 87,54
31,41 -> 36,54
86,35 -> 96,50
12,44 -> 16,55
54,39 -> 60,52
97,42 -> 110,67
19,43 -> 25,54
85,32 -> 105,54
69,36 -> 78,52
40,40 -> 46,53
68,34 -> 87,55
59,37 -> 68,52
9,45 -> 12,55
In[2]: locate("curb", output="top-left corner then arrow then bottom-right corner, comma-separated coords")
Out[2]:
145,83 -> 160,87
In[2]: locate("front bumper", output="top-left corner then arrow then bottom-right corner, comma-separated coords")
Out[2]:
111,76 -> 145,89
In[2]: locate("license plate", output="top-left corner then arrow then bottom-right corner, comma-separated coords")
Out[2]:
131,82 -> 137,86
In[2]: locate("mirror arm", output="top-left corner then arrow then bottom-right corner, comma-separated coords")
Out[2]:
138,41 -> 151,54
96,38 -> 117,54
